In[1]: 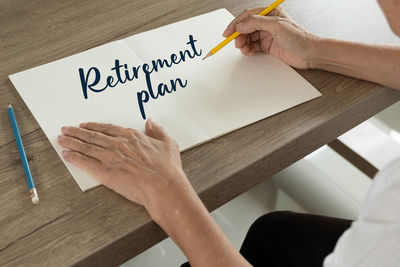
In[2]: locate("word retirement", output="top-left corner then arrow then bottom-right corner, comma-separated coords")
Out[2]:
78,35 -> 202,119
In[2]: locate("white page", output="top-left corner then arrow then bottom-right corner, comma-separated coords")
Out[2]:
9,41 -> 209,191
10,9 -> 322,192
125,9 -> 321,137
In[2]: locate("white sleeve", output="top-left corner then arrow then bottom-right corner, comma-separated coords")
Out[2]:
324,158 -> 400,267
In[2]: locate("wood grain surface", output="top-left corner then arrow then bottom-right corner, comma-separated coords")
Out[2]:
1,0 -> 399,266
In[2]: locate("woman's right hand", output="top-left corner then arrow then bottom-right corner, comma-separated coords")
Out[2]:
223,7 -> 320,69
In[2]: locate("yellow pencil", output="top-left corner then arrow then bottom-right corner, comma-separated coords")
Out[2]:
203,0 -> 287,60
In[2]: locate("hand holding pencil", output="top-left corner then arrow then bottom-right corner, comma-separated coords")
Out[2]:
205,1 -> 319,70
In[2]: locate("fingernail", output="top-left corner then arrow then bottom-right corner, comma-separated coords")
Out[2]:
61,126 -> 67,134
58,135 -> 64,142
80,123 -> 87,127
62,150 -> 68,158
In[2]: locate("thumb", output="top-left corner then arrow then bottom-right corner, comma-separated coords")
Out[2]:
236,15 -> 280,35
145,119 -> 171,143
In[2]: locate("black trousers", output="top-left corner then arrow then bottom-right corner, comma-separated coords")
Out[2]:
240,211 -> 352,267
181,211 -> 352,267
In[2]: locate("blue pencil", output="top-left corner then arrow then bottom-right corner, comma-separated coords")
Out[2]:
8,103 -> 39,204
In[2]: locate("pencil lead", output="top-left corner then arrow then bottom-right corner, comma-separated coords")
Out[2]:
202,52 -> 212,60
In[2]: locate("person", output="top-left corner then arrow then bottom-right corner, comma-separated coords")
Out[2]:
57,0 -> 400,266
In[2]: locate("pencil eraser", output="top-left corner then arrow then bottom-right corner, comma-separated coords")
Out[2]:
30,188 -> 39,204
32,196 -> 39,204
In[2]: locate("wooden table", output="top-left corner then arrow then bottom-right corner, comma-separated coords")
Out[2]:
1,0 -> 399,266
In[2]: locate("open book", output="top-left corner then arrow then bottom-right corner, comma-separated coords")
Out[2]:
9,9 -> 321,191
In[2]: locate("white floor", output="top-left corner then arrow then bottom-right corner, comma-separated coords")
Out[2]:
122,101 -> 400,267
121,180 -> 304,267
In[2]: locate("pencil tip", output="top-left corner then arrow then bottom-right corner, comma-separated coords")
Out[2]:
202,52 -> 212,60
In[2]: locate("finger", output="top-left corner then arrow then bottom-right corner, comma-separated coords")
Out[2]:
61,126 -> 113,148
250,31 -> 260,42
58,135 -> 108,161
248,42 -> 255,55
245,37 -> 254,55
79,122 -> 129,137
236,15 -> 282,35
240,35 -> 254,56
252,41 -> 261,52
266,6 -> 286,17
240,42 -> 254,56
62,150 -> 103,177
145,119 -> 172,143
271,6 -> 292,20
235,35 -> 249,49
80,123 -> 148,149
79,122 -> 127,137
223,7 -> 266,37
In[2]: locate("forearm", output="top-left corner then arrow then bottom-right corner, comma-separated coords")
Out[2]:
310,38 -> 400,90
148,177 -> 250,267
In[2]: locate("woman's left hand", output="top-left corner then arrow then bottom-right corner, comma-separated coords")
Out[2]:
57,119 -> 189,216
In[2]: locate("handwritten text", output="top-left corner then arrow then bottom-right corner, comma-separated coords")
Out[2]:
78,35 -> 202,119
